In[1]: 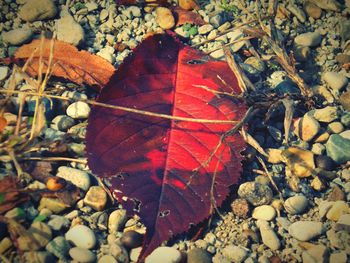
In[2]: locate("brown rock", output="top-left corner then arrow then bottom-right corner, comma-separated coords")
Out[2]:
282,147 -> 315,177
311,176 -> 326,191
336,54 -> 350,65
155,7 -> 175,30
339,91 -> 350,111
179,0 -> 199,10
304,1 -> 322,19
121,231 -> 143,249
84,186 -> 107,211
231,198 -> 250,218
328,185 -> 345,201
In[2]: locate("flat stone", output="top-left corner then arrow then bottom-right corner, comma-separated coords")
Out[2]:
145,246 -> 182,263
284,195 -> 309,215
238,182 -> 273,206
326,134 -> 350,164
56,15 -> 85,46
329,251 -> 347,263
308,0 -> 341,11
335,214 -> 350,232
51,115 -> 75,131
257,220 -> 281,251
84,186 -> 107,211
282,147 -> 315,178
155,7 -> 175,30
304,1 -> 322,19
198,24 -> 214,35
46,236 -> 70,259
294,32 -> 322,47
66,101 -> 91,119
2,27 -> 33,45
108,209 -> 127,233
293,115 -> 320,142
314,106 -> 338,123
252,205 -> 276,221
19,0 -> 57,22
56,166 -> 91,191
187,248 -> 212,263
302,244 -> 329,263
65,225 -> 96,249
221,245 -> 249,263
38,197 -> 69,213
323,72 -> 348,92
326,201 -> 349,221
69,247 -> 96,263
288,221 -> 324,241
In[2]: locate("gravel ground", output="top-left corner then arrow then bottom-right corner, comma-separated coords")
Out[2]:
0,0 -> 350,262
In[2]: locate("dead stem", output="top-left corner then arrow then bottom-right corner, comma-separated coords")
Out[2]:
204,36 -> 255,55
20,156 -> 87,164
0,90 -> 240,124
240,129 -> 268,157
7,149 -> 24,178
192,84 -> 244,99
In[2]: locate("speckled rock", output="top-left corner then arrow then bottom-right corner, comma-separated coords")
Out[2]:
56,166 -> 90,191
238,182 -> 273,206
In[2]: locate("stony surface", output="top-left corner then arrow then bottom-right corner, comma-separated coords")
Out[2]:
65,225 -> 96,249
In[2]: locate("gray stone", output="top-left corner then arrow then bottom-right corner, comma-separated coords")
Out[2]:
187,248 -> 212,263
46,236 -> 70,259
221,245 -> 249,263
51,115 -> 75,132
19,0 -> 57,22
295,32 -> 322,47
2,27 -> 33,45
323,72 -> 348,92
284,195 -> 309,215
145,247 -> 182,263
65,225 -> 96,249
69,247 -> 96,263
288,221 -> 324,241
326,134 -> 350,164
56,166 -> 90,191
56,15 -> 85,46
238,182 -> 273,206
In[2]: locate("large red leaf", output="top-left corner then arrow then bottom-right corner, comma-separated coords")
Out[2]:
86,33 -> 246,261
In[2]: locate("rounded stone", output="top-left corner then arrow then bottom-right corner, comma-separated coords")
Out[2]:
108,209 -> 127,233
65,225 -> 96,249
155,7 -> 175,30
315,155 -> 336,171
294,31 -> 322,47
56,15 -> 85,46
258,220 -> 281,251
221,245 -> 249,263
323,72 -> 348,92
187,248 -> 212,263
326,134 -> 350,164
238,182 -> 273,206
69,247 -> 96,263
45,236 -> 70,259
293,115 -> 320,142
231,198 -> 250,218
2,27 -> 33,46
66,101 -> 91,119
19,0 -> 57,22
252,205 -> 276,221
121,230 -> 143,248
51,115 -> 75,131
288,221 -> 324,241
56,166 -> 91,191
98,255 -> 118,263
284,195 -> 309,215
145,247 -> 182,263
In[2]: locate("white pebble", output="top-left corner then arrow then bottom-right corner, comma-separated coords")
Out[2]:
69,247 -> 96,263
56,166 -> 90,191
288,221 -> 324,241
252,205 -> 276,221
145,247 -> 182,263
284,195 -> 309,215
66,101 -> 90,119
65,225 -> 96,249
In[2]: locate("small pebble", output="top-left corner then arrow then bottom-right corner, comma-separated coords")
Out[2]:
326,201 -> 349,221
221,245 -> 249,263
69,247 -> 96,263
0,67 -> 9,81
238,182 -> 273,206
98,255 -> 118,263
282,147 -> 315,177
335,214 -> 350,232
145,246 -> 182,263
19,0 -> 57,22
252,205 -> 276,221
121,230 -> 143,248
155,7 -> 175,30
293,115 -> 320,142
51,115 -> 75,131
65,225 -> 96,249
2,27 -> 33,45
46,236 -> 71,259
329,251 -> 347,263
56,14 -> 85,46
294,31 -> 322,47
284,195 -> 309,214
187,248 -> 212,263
108,209 -> 127,233
56,166 -> 91,191
257,220 -> 281,251
323,72 -> 348,92
66,101 -> 91,119
314,106 -> 338,123
231,198 -> 250,218
84,186 -> 107,211
326,134 -> 350,164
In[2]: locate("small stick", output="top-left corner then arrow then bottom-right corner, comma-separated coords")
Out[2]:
20,156 -> 87,164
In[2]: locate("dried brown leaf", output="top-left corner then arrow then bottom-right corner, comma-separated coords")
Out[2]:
173,7 -> 206,26
0,177 -> 29,214
13,39 -> 115,90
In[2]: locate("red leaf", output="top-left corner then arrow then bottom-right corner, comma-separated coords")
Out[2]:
173,7 -> 206,26
86,33 -> 246,261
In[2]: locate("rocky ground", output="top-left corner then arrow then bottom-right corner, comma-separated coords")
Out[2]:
0,0 -> 350,262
